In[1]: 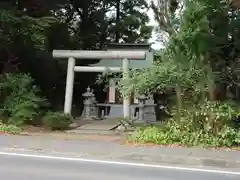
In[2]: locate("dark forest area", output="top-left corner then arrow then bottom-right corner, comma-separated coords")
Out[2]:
0,0 -> 152,116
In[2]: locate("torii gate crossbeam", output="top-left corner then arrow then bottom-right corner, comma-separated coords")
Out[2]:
52,50 -> 146,119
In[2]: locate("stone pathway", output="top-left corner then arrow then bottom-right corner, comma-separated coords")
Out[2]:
67,118 -> 127,135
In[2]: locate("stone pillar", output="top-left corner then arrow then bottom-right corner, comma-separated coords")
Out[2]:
64,57 -> 75,114
81,87 -> 94,119
122,58 -> 131,119
137,95 -> 147,122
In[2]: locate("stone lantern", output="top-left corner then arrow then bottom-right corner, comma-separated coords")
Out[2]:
137,94 -> 148,122
82,87 -> 95,119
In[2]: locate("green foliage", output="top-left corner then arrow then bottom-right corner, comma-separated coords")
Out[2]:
122,0 -> 219,96
125,0 -> 240,147
106,0 -> 153,43
128,101 -> 240,147
0,8 -> 56,51
119,0 -> 230,98
42,111 -> 73,130
0,122 -> 22,134
190,101 -> 238,133
0,73 -> 48,126
129,122 -> 240,147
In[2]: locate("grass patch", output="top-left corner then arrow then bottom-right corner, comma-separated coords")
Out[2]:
128,118 -> 240,148
0,122 -> 22,134
128,101 -> 240,148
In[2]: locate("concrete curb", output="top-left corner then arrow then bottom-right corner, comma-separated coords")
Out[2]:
118,153 -> 240,169
18,131 -> 126,142
19,131 -> 121,136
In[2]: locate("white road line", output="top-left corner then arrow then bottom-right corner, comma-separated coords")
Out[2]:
0,151 -> 239,175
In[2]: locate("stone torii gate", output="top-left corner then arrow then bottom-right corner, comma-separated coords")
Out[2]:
52,50 -> 146,119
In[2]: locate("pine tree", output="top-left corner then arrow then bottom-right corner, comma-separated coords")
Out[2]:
106,0 -> 153,43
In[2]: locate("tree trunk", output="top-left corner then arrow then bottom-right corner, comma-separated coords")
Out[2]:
175,84 -> 182,121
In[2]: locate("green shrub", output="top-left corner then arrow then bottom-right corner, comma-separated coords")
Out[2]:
0,122 -> 22,134
191,101 -> 238,133
0,73 -> 48,125
128,120 -> 240,147
42,111 -> 73,130
128,101 -> 240,147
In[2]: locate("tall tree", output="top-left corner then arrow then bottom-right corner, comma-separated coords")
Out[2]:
0,0 -> 154,110
106,0 -> 153,43
150,0 -> 183,44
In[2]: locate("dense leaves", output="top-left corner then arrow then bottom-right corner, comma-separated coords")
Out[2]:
129,101 -> 240,147
42,111 -> 73,130
0,0 -> 152,130
0,73 -> 48,125
127,0 -> 240,147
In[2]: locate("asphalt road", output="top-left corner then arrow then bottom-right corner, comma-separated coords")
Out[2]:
0,153 -> 239,180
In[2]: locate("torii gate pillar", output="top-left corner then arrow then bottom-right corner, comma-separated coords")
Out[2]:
53,50 -> 146,119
